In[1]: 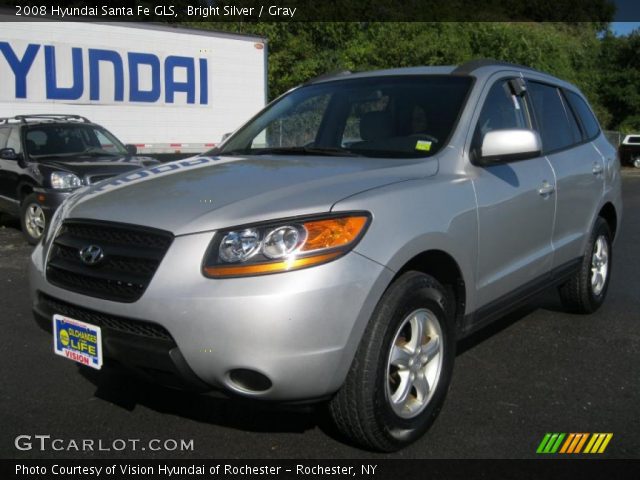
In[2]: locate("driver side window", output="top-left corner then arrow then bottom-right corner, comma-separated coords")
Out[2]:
473,80 -> 528,151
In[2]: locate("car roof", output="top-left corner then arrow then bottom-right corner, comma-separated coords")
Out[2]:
0,115 -> 96,127
307,59 -> 577,92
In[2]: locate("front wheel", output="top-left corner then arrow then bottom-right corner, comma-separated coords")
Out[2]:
20,193 -> 47,245
328,271 -> 455,452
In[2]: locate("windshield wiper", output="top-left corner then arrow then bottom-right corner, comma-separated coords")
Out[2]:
238,146 -> 362,157
80,148 -> 120,157
31,154 -> 74,160
79,151 -> 120,157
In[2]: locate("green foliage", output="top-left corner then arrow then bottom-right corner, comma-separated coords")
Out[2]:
184,21 -> 638,131
598,30 -> 640,132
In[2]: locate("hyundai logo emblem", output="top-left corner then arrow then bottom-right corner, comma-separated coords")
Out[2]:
78,245 -> 104,266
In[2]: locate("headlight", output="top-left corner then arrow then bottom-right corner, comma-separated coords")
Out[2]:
203,213 -> 370,278
218,228 -> 262,263
51,171 -> 82,189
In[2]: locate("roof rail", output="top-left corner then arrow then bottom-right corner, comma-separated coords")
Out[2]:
0,114 -> 91,125
304,70 -> 352,85
452,59 -> 543,76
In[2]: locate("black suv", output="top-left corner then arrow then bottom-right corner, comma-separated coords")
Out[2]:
0,115 -> 158,244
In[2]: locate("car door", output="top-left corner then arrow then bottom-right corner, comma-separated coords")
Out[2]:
0,126 -> 10,197
0,126 -> 20,213
470,77 -> 556,307
526,82 -> 605,269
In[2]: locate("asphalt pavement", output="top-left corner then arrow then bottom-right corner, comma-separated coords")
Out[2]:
1,175 -> 638,460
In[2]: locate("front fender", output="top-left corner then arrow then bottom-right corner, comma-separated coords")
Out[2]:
332,173 -> 479,314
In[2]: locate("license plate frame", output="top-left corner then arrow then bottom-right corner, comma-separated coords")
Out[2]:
53,314 -> 103,370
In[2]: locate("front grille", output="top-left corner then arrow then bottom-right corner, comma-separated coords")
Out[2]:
46,220 -> 173,302
39,293 -> 173,341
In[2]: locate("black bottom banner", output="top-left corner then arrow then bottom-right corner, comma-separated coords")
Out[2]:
3,459 -> 640,480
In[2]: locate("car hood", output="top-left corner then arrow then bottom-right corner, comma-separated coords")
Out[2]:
65,154 -> 438,235
37,156 -> 158,181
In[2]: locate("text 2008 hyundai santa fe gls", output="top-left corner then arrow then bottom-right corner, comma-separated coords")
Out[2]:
30,60 -> 622,451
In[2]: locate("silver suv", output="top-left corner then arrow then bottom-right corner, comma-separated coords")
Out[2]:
29,60 -> 622,451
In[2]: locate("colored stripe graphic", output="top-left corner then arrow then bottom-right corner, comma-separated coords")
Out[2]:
574,433 -> 589,453
559,433 -> 575,453
536,433 -> 552,453
537,433 -> 613,454
584,433 -> 614,454
536,433 -> 565,454
564,433 -> 587,453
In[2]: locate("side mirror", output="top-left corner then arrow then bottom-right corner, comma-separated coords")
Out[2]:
125,144 -> 137,155
477,129 -> 542,165
0,147 -> 18,160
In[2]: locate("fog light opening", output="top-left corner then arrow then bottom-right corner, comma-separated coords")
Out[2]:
228,369 -> 272,393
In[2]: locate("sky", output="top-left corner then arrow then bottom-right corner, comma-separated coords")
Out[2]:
610,22 -> 640,36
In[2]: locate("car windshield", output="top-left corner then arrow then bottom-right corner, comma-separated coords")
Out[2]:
25,124 -> 128,159
218,75 -> 472,159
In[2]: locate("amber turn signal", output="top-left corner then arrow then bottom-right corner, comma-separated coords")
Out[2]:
203,251 -> 342,277
300,216 -> 368,253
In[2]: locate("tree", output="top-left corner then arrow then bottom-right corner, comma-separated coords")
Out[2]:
599,30 -> 640,132
184,20 -> 640,130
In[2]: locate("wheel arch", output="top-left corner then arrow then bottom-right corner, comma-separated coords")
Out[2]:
598,202 -> 617,240
16,179 -> 37,203
393,249 -> 467,331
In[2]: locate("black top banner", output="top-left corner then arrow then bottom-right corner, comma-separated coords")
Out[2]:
1,0 -> 640,22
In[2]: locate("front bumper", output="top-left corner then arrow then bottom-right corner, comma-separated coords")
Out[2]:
30,231 -> 393,401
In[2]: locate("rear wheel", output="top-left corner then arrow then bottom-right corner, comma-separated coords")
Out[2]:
328,271 -> 455,451
20,193 -> 46,245
558,217 -> 612,314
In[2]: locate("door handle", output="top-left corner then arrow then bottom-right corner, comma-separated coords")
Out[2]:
538,181 -> 555,197
592,162 -> 604,175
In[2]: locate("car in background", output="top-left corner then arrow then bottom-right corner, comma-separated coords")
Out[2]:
619,134 -> 640,167
0,115 -> 158,244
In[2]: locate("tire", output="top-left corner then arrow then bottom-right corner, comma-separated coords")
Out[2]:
558,217 -> 612,314
20,193 -> 47,245
328,271 -> 455,452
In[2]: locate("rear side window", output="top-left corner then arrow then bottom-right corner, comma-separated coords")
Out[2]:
527,82 -> 576,153
528,82 -> 577,153
565,91 -> 600,140
561,94 -> 583,144
0,127 -> 10,149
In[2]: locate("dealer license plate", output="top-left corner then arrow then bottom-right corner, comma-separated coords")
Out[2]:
53,314 -> 103,370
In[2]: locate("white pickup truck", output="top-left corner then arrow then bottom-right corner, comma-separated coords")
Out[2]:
620,134 -> 640,167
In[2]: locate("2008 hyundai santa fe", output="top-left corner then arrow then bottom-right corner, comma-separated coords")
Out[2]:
30,60 -> 622,451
